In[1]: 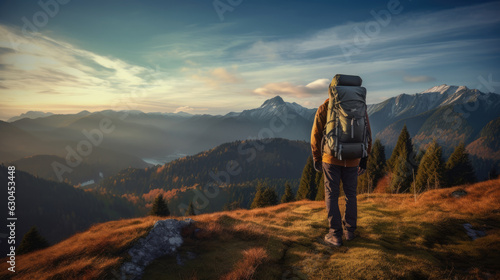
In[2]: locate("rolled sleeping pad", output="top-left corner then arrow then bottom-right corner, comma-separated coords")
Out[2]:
330,74 -> 362,87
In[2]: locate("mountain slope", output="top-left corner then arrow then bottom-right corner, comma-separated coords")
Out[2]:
2,179 -> 499,279
0,165 -> 145,257
185,96 -> 315,154
368,84 -> 500,137
96,138 -> 310,216
370,85 -> 500,178
0,120 -> 58,162
235,95 -> 315,121
99,138 -> 310,196
8,153 -> 150,186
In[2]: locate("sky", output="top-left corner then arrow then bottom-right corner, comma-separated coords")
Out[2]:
0,0 -> 499,120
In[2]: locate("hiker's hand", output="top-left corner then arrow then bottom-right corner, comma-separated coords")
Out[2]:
358,157 -> 367,175
314,161 -> 322,173
357,167 -> 366,176
359,157 -> 367,169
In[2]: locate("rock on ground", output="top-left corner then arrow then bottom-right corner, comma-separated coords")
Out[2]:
121,218 -> 195,280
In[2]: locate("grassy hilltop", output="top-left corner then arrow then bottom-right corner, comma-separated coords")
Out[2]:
1,179 -> 499,280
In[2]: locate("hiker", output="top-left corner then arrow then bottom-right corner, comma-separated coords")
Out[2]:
311,74 -> 372,247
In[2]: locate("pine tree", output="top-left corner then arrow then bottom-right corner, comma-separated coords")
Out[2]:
314,172 -> 325,201
445,142 -> 476,187
414,140 -> 445,193
17,226 -> 49,255
296,156 -> 318,200
261,187 -> 278,206
387,125 -> 413,171
388,126 -> 416,193
149,194 -> 170,216
281,182 -> 295,203
358,139 -> 386,193
415,149 -> 425,165
251,185 -> 265,209
251,185 -> 278,208
185,201 -> 196,216
390,145 -> 414,193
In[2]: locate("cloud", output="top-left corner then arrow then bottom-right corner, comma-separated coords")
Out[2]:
174,106 -> 194,113
254,78 -> 329,98
403,75 -> 436,83
192,67 -> 243,87
0,24 -> 165,99
210,67 -> 242,83
305,78 -> 330,90
242,40 -> 281,60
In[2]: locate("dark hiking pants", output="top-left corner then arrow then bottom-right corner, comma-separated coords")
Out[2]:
322,162 -> 358,236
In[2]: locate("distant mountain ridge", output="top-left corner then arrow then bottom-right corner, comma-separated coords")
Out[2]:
367,84 -> 499,135
3,85 -> 499,182
368,84 -> 500,179
7,111 -> 54,122
234,96 -> 316,121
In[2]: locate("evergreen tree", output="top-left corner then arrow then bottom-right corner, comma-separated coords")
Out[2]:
414,140 -> 445,193
358,139 -> 386,193
387,125 -> 413,171
296,156 -> 318,200
314,172 -> 325,201
149,194 -> 170,216
17,226 -> 49,255
415,149 -> 425,165
251,185 -> 265,209
388,126 -> 416,193
281,182 -> 295,203
251,185 -> 278,208
445,142 -> 476,187
185,201 -> 196,216
390,145 -> 414,193
261,187 -> 278,206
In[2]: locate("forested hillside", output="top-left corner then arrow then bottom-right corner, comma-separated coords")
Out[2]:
98,138 -> 310,215
0,165 -> 145,256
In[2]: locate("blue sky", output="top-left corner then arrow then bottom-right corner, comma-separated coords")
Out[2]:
0,0 -> 499,120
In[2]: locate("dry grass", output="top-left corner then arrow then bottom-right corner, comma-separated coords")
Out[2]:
2,179 -> 499,280
0,216 -> 158,279
415,179 -> 500,218
220,247 -> 268,280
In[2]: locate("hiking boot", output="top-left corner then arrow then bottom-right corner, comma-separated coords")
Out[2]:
324,232 -> 342,247
344,230 -> 356,241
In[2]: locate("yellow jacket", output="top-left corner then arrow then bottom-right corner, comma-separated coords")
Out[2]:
311,98 -> 372,167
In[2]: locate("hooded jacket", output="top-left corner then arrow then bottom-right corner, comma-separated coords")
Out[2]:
311,98 -> 372,167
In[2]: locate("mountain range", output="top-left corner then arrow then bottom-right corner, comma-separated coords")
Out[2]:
368,84 -> 500,147
2,84 -> 499,184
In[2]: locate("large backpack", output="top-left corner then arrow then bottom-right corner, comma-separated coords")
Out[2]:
323,74 -> 368,160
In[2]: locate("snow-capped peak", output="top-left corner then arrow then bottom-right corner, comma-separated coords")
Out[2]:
367,84 -> 495,121
226,95 -> 315,121
260,96 -> 285,108
421,84 -> 469,95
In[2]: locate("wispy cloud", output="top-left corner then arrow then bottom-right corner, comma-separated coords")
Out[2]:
254,78 -> 329,98
403,75 -> 436,83
174,106 -> 194,113
192,67 -> 243,88
0,25 -> 163,96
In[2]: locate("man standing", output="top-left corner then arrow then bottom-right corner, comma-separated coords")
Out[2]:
311,74 -> 372,246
